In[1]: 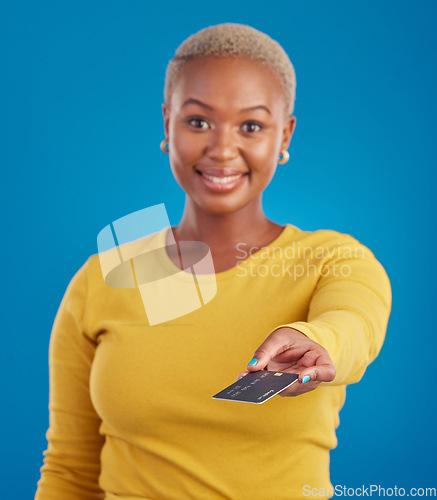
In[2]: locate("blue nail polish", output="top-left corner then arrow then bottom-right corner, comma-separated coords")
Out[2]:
302,375 -> 310,384
248,357 -> 257,366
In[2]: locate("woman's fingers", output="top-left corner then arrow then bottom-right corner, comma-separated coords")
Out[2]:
298,353 -> 336,384
236,370 -> 249,381
279,355 -> 336,397
238,327 -> 336,395
245,327 -> 306,372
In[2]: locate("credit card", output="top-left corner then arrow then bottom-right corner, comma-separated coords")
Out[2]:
212,370 -> 299,404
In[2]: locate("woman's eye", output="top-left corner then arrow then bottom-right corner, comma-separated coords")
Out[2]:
243,122 -> 263,133
187,118 -> 210,129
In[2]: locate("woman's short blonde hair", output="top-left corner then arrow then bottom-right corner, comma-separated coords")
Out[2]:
163,23 -> 296,116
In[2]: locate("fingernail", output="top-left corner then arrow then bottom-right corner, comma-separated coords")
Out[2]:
247,357 -> 257,366
302,375 -> 310,384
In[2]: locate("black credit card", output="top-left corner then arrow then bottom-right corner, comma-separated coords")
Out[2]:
212,370 -> 299,404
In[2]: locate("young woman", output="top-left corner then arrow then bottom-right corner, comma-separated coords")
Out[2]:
35,23 -> 392,500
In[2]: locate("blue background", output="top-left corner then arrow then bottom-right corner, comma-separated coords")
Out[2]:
1,0 -> 436,497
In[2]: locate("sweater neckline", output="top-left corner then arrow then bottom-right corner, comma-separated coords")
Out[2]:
154,224 -> 297,283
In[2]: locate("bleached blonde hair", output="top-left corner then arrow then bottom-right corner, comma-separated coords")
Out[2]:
163,23 -> 296,116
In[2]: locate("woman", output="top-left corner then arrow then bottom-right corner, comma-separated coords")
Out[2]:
35,23 -> 392,500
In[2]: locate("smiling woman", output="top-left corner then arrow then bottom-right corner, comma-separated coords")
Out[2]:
35,23 -> 392,500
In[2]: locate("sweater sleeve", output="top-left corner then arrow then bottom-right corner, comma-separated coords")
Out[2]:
35,258 -> 105,500
269,233 -> 392,386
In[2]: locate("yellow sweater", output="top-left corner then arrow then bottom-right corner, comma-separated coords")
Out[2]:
35,224 -> 392,500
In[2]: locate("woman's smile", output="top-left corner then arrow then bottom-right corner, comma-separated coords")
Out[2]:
194,167 -> 249,192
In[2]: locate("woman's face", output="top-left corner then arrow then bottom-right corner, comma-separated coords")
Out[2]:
162,56 -> 296,215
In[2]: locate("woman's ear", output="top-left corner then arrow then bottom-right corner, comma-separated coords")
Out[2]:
281,114 -> 297,152
162,102 -> 170,138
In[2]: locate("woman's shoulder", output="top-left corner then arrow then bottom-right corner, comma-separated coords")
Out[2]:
283,223 -> 368,250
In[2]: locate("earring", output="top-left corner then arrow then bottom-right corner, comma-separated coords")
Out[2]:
160,139 -> 169,153
278,150 -> 290,165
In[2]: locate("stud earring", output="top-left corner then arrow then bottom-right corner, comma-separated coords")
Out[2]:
278,150 -> 290,165
160,139 -> 169,153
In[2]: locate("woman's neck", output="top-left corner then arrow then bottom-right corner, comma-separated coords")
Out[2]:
171,199 -> 284,255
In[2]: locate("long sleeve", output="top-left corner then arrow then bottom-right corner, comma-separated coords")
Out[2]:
268,233 -> 392,386
35,258 -> 105,500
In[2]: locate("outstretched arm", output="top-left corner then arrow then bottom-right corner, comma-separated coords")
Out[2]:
237,234 -> 392,395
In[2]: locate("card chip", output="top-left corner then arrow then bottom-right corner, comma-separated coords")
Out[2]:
274,372 -> 283,376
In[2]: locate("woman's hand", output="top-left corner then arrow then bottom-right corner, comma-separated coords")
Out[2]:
236,327 -> 336,397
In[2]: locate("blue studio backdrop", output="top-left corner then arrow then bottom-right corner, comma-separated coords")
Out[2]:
1,0 -> 436,497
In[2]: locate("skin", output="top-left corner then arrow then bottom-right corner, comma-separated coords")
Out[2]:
162,55 -> 336,396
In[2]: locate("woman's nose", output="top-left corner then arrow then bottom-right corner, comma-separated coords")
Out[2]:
206,126 -> 239,162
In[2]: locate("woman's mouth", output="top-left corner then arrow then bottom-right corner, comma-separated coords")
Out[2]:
195,170 -> 249,192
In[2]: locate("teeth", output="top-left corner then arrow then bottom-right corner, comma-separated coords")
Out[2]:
201,173 -> 244,184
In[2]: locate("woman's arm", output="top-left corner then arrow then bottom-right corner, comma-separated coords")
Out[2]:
238,233 -> 392,393
35,259 -> 105,500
